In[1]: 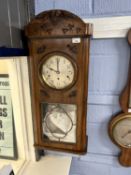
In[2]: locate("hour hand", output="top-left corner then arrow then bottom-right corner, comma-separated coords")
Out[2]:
47,66 -> 57,73
121,130 -> 131,138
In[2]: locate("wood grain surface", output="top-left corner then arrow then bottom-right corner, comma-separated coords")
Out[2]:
25,9 -> 92,154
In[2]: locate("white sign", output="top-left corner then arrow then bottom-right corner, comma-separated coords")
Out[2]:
72,38 -> 81,43
0,75 -> 16,159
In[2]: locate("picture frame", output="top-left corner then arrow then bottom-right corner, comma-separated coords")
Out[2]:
0,74 -> 17,160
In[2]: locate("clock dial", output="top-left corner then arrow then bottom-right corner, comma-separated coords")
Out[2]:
41,55 -> 75,89
112,115 -> 131,148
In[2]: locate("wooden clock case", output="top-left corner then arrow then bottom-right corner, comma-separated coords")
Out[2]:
109,29 -> 131,166
25,10 -> 92,154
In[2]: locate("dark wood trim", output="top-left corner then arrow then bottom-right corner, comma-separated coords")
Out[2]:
109,29 -> 131,166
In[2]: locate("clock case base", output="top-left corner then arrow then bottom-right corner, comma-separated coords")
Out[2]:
34,135 -> 88,154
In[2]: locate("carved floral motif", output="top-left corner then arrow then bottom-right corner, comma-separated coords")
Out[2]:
31,10 -> 85,36
69,90 -> 77,97
37,45 -> 46,54
67,44 -> 78,54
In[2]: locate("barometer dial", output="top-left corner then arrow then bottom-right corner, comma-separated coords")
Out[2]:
112,115 -> 131,148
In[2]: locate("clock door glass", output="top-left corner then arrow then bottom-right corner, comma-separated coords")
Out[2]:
112,115 -> 131,148
41,55 -> 75,89
42,103 -> 77,143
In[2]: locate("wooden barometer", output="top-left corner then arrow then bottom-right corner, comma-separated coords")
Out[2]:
109,29 -> 131,166
25,10 -> 92,154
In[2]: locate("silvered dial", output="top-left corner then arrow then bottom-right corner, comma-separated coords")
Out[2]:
112,115 -> 131,148
41,55 -> 75,89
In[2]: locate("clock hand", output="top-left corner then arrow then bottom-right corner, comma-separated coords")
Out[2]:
121,130 -> 131,138
47,65 -> 60,74
56,58 -> 60,73
47,65 -> 58,73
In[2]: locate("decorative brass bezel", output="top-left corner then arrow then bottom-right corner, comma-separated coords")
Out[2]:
38,51 -> 78,91
109,113 -> 131,149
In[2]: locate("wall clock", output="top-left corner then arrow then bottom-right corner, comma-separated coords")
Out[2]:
109,29 -> 131,166
25,10 -> 92,154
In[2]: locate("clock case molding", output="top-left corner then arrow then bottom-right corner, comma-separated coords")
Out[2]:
25,10 -> 92,154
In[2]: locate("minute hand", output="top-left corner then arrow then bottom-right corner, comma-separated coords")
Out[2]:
57,58 -> 60,73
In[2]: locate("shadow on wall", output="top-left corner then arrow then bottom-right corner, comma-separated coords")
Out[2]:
0,19 -> 28,49
0,20 -> 11,47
